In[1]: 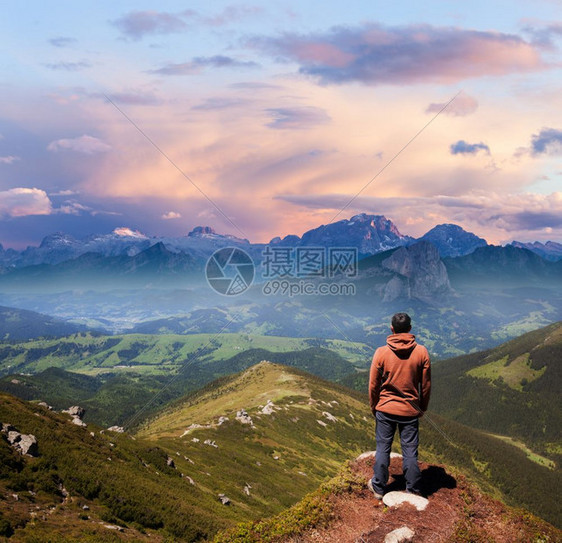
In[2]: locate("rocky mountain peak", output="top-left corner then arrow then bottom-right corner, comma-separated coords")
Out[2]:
188,226 -> 217,237
38,232 -> 78,249
420,224 -> 487,257
381,241 -> 453,303
299,213 -> 411,254
349,213 -> 403,236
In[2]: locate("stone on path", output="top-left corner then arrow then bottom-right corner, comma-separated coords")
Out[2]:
383,491 -> 428,511
384,526 -> 415,543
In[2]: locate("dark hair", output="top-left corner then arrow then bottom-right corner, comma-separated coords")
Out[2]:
391,312 -> 411,333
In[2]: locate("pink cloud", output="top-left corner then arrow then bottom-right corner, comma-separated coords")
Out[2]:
426,93 -> 478,116
0,155 -> 20,165
47,135 -> 111,155
162,211 -> 182,220
0,188 -> 53,218
251,23 -> 548,85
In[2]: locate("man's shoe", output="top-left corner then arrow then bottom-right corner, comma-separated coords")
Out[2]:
367,479 -> 383,500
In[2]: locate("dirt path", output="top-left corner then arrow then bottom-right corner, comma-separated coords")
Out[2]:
282,456 -> 559,543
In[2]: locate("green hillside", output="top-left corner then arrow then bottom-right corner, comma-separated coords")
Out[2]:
0,361 -> 560,542
0,363 -> 376,541
0,342 -> 366,428
0,393 -> 242,542
430,321 -> 562,463
0,332 -> 371,376
136,362 -> 375,518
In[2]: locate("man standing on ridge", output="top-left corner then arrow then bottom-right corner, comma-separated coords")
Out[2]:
368,312 -> 431,499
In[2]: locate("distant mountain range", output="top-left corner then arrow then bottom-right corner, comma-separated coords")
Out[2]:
1,212 -> 561,354
1,235 -> 561,355
1,213 -> 560,270
509,240 -> 562,261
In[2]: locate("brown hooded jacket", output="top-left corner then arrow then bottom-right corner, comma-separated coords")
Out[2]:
369,333 -> 431,417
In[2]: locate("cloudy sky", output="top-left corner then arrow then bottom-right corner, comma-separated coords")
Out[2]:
1,0 -> 561,248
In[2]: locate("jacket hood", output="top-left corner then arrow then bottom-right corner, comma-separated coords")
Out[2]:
386,333 -> 417,354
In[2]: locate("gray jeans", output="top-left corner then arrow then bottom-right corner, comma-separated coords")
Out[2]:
371,410 -> 422,494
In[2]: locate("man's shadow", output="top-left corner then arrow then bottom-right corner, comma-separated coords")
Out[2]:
385,466 -> 456,497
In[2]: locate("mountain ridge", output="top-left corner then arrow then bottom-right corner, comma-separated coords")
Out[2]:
4,213 -> 553,269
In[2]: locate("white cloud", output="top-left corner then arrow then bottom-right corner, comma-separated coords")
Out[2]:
0,156 -> 20,165
58,202 -> 91,215
50,189 -> 79,196
162,211 -> 182,220
47,135 -> 111,155
0,188 -> 53,218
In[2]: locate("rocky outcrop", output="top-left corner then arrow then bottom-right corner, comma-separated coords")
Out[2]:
107,426 -> 124,433
63,405 -> 87,427
356,451 -> 403,462
63,406 -> 85,418
260,400 -> 277,415
1,423 -> 38,456
381,241 -> 452,303
235,409 -> 253,425
218,493 -> 231,505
